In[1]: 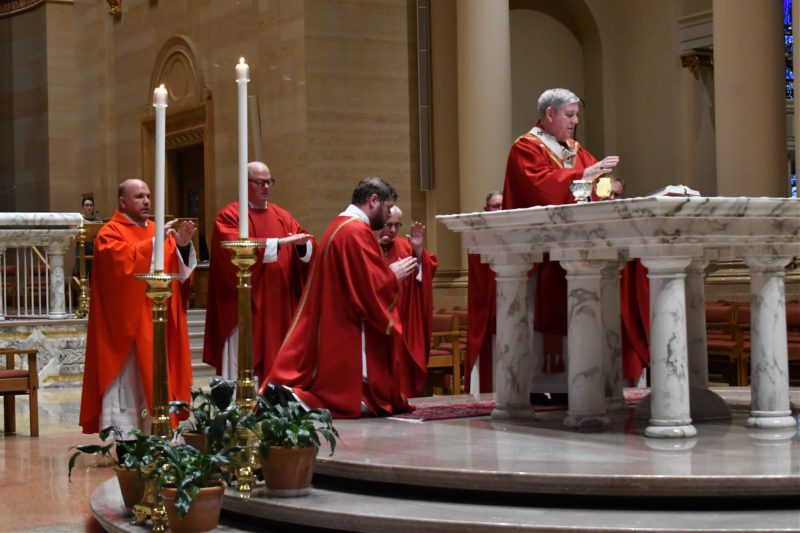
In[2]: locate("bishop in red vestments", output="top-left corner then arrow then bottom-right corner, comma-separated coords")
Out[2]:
376,205 -> 438,401
502,88 -> 649,392
203,162 -> 313,384
465,191 -> 503,393
266,178 -> 419,418
80,179 -> 196,435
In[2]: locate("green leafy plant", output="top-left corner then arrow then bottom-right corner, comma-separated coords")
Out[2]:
246,398 -> 340,460
67,426 -> 161,481
169,378 -> 239,452
152,441 -> 241,518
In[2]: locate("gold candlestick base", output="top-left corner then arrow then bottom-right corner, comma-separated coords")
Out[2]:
221,239 -> 265,494
132,271 -> 178,530
74,225 -> 90,318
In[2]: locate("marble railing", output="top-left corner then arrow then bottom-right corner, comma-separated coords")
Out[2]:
438,196 -> 800,439
0,212 -> 82,319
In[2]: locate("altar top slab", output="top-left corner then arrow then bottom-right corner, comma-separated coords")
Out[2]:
437,196 -> 800,257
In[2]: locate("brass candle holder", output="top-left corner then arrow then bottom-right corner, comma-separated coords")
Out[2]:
221,239 -> 265,494
132,271 -> 178,532
74,223 -> 90,318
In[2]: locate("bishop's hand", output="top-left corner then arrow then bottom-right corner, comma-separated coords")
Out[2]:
389,256 -> 417,282
406,221 -> 425,257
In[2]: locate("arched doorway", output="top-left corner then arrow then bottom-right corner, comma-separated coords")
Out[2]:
141,35 -> 214,264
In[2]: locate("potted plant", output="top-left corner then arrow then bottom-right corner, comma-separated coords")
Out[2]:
246,398 -> 340,497
170,378 -> 237,453
68,426 -> 161,508
152,441 -> 240,533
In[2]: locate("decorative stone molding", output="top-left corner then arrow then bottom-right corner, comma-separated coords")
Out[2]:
681,50 -> 713,77
0,0 -> 43,18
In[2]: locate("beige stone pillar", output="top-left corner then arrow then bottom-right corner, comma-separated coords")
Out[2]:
457,0 -> 512,215
793,0 -> 800,183
713,0 -> 786,197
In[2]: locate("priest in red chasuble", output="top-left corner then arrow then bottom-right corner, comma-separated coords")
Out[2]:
375,205 -> 438,401
502,88 -> 649,401
203,162 -> 313,385
266,178 -> 418,418
466,191 -> 503,393
80,179 -> 197,435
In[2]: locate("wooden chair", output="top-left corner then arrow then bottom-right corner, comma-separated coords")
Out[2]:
705,301 -> 740,385
736,303 -> 752,386
429,313 -> 463,394
787,302 -> 800,385
0,348 -> 39,437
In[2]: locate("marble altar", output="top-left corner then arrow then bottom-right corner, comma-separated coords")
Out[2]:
437,196 -> 800,438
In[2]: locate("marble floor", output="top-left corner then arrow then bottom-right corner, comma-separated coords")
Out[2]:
3,387 -> 800,532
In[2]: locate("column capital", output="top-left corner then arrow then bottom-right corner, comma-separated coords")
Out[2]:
560,258 -> 608,276
742,255 -> 793,273
640,256 -> 693,275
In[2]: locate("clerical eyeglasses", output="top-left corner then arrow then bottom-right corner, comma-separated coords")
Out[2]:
248,178 -> 276,188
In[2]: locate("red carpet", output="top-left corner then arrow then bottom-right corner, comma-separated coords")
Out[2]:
391,389 -> 650,422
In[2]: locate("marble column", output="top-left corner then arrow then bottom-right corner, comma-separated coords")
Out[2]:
45,244 -> 68,319
685,259 -> 709,388
490,257 -> 536,419
600,260 -> 624,410
640,257 -> 696,439
561,259 -> 610,429
742,256 -> 795,429
456,0 -> 512,213
713,0 -> 786,196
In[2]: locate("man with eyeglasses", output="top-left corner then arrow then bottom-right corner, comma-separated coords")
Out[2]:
375,205 -> 438,401
204,161 -> 314,385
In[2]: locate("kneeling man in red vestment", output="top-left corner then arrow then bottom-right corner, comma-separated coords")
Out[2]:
266,178 -> 418,418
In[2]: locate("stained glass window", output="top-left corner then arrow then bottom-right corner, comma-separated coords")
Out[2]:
786,0 -> 793,99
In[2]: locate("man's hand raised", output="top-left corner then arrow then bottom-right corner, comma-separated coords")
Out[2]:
389,256 -> 417,282
407,221 -> 425,257
166,219 -> 196,247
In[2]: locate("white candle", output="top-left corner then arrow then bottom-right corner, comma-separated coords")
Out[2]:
153,84 -> 168,271
236,57 -> 250,239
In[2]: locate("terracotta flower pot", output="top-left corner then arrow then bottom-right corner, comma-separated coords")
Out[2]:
260,446 -> 317,497
181,431 -> 207,453
160,484 -> 224,533
113,466 -> 145,508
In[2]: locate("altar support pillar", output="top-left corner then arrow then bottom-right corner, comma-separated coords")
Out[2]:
456,0 -> 512,214
742,255 -> 795,429
639,257 -> 696,439
600,260 -> 625,410
685,258 -> 709,388
490,254 -> 537,419
561,259 -> 610,429
45,244 -> 68,319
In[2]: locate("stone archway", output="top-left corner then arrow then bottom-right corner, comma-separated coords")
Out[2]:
141,35 -> 214,265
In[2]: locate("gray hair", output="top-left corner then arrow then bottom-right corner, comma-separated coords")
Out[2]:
389,205 -> 402,218
537,88 -> 580,119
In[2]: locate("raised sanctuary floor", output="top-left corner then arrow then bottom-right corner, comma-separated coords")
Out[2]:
88,390 -> 799,532
2,387 -> 798,531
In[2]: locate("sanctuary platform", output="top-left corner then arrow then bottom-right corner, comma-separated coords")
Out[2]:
90,391 -> 800,532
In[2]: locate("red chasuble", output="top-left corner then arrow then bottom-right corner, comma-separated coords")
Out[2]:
79,211 -> 192,434
466,253 -> 496,393
203,201 -> 311,383
381,238 -> 438,400
267,214 -> 410,418
502,130 -> 650,379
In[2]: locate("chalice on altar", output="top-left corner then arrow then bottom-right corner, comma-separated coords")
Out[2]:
570,178 -> 593,203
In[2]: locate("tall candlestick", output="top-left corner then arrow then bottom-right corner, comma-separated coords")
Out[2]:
153,84 -> 168,271
236,57 -> 250,239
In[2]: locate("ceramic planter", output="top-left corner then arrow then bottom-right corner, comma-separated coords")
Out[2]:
260,446 -> 317,497
181,431 -> 207,453
113,466 -> 145,508
160,483 -> 224,533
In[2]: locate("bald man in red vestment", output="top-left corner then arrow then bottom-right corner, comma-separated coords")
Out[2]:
79,179 -> 197,435
203,162 -> 313,385
502,88 -> 648,401
375,205 -> 438,401
266,178 -> 418,418
465,191 -> 503,393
